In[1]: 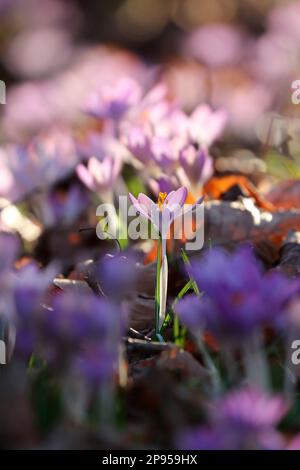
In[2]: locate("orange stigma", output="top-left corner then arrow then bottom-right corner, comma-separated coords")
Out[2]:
158,192 -> 168,209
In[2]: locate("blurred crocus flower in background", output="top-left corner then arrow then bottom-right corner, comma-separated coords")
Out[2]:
186,104 -> 227,147
177,145 -> 213,192
1,47 -> 147,141
13,261 -> 59,356
0,0 -> 79,79
183,24 -> 248,68
33,185 -> 89,228
0,129 -> 79,202
178,387 -> 287,450
76,155 -> 122,202
150,136 -> 181,170
97,252 -> 140,301
122,125 -> 154,165
84,77 -> 142,121
268,0 -> 300,43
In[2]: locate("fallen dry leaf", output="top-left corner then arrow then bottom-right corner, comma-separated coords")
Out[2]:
204,199 -> 300,248
204,175 -> 276,211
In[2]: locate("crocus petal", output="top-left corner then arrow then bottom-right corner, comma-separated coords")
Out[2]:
76,164 -> 96,191
88,156 -> 104,177
137,193 -> 157,216
129,193 -> 152,222
166,186 -> 188,209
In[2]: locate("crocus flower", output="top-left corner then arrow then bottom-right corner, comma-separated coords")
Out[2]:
0,129 -> 79,202
97,252 -> 140,301
188,104 -> 227,147
76,155 -> 121,201
183,24 -> 246,68
176,246 -> 300,341
151,136 -> 180,170
34,185 -> 88,228
84,77 -> 142,121
15,285 -> 123,367
176,247 -> 300,390
129,187 -> 203,333
13,262 -> 59,356
14,262 -> 59,322
122,125 -> 154,165
178,387 -> 287,450
148,174 -> 180,197
286,434 -> 300,450
177,144 -> 213,190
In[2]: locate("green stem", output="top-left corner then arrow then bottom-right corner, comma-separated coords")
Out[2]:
181,248 -> 200,296
160,279 -> 194,334
155,236 -> 162,341
242,331 -> 270,391
195,336 -> 222,397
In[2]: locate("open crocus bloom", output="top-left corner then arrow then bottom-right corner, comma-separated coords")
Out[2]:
129,186 -> 191,239
129,187 -> 203,330
76,155 -> 121,201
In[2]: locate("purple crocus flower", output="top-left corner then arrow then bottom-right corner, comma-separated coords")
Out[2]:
129,186 -> 189,241
286,434 -> 300,450
188,104 -> 227,147
14,262 -> 59,323
150,136 -> 180,170
148,174 -> 180,197
129,187 -> 203,329
216,387 -> 287,430
72,345 -> 118,385
176,246 -> 300,340
183,24 -> 247,68
76,155 -> 121,201
0,129 -> 79,202
35,185 -> 88,228
178,387 -> 287,450
84,77 -> 141,121
178,145 -> 213,189
16,286 -> 123,372
14,262 -> 59,356
97,252 -> 139,301
122,125 -> 154,165
46,292 -> 123,375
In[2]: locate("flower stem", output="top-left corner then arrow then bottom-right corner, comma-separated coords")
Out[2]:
242,331 -> 270,391
155,236 -> 163,341
195,335 -> 222,397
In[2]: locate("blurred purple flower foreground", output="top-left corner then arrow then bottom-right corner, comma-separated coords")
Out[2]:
178,387 -> 287,450
14,267 -> 123,385
176,246 -> 300,340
